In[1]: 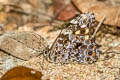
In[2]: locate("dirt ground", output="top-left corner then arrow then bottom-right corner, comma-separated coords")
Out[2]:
0,0 -> 120,80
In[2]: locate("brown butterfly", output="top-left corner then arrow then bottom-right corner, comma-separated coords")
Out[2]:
44,13 -> 101,64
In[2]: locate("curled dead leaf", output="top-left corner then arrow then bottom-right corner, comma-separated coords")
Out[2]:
1,66 -> 43,80
53,0 -> 77,21
55,3 -> 77,21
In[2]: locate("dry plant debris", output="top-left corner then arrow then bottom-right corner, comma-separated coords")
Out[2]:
1,66 -> 44,80
0,31 -> 47,60
72,0 -> 120,26
53,0 -> 77,21
0,0 -> 53,31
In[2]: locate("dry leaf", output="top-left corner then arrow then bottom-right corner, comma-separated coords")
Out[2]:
0,31 -> 47,60
1,66 -> 42,80
56,3 -> 76,21
53,0 -> 77,21
0,0 -> 53,29
72,0 -> 120,26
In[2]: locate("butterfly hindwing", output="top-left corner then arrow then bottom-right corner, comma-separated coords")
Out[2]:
44,13 -> 101,64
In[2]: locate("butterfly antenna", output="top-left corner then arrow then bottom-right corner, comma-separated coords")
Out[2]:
49,29 -> 63,50
91,16 -> 106,39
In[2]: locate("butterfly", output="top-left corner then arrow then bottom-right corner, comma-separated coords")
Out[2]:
44,13 -> 101,64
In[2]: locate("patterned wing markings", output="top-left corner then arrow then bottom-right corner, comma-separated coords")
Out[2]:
44,13 -> 101,64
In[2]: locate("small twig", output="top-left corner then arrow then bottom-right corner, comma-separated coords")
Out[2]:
91,16 -> 106,39
114,8 -> 120,27
103,46 -> 112,54
101,54 -> 115,61
105,51 -> 120,54
49,29 -> 63,50
112,8 -> 120,34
